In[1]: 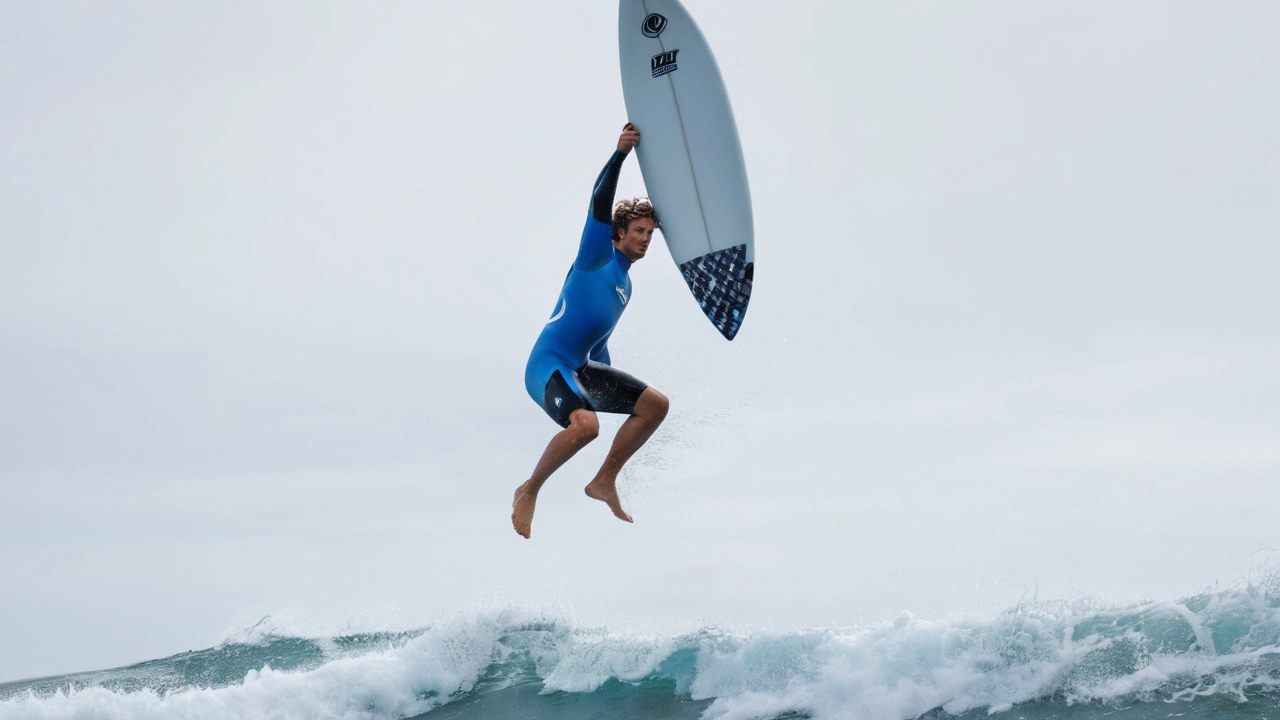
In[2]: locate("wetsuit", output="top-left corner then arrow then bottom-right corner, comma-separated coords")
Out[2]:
524,150 -> 648,427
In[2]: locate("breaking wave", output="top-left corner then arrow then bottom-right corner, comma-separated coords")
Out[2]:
3,582 -> 1280,720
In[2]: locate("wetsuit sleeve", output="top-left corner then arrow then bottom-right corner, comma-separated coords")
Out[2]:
590,150 -> 627,224
575,150 -> 628,272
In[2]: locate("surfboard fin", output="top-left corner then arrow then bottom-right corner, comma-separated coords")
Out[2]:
678,244 -> 752,340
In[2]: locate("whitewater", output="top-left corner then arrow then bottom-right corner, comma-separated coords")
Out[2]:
3,581 -> 1279,720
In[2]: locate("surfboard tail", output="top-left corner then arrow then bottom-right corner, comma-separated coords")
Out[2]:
678,244 -> 752,340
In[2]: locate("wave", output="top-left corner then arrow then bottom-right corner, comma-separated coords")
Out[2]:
3,584 -> 1279,720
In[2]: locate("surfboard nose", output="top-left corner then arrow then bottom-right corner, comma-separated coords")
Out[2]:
678,244 -> 752,340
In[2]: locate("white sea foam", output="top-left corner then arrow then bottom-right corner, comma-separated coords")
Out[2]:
2,589 -> 1278,720
0,611 -> 512,720
532,626 -> 677,693
691,604 -> 1279,720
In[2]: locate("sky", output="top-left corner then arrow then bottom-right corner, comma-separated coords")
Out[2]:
1,0 -> 1277,682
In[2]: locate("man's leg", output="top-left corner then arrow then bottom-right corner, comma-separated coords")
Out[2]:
584,387 -> 669,522
512,408 -> 599,539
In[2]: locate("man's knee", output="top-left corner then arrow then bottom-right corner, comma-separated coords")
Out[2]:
567,409 -> 600,443
639,387 -> 669,421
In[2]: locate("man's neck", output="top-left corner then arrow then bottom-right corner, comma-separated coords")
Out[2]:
612,245 -> 635,267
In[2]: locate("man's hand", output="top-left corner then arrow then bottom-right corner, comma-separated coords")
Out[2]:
617,123 -> 640,153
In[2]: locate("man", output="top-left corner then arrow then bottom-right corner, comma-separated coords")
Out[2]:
512,123 -> 670,539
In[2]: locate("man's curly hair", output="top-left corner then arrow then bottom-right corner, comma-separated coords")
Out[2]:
612,197 -> 659,241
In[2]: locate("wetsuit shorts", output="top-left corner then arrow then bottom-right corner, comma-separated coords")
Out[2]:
528,356 -> 648,428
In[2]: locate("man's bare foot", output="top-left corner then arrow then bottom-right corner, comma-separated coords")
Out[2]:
512,480 -> 538,539
584,477 -> 633,523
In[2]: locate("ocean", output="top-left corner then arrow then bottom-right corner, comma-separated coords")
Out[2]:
2,583 -> 1278,720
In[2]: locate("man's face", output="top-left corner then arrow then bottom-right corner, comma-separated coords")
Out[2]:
615,217 -> 656,262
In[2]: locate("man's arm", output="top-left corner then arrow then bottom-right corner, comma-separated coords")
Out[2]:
575,125 -> 640,271
591,123 -> 640,221
590,152 -> 626,225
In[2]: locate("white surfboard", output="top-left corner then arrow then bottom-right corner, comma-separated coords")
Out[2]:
619,0 -> 754,340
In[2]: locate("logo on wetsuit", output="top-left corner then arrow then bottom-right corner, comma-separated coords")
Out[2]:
547,296 -> 566,324
615,285 -> 629,305
651,50 -> 679,78
641,14 -> 667,38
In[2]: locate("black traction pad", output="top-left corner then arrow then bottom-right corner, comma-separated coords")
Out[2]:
678,244 -> 753,340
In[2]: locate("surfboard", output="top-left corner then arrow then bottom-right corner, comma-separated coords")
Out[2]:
618,0 -> 754,340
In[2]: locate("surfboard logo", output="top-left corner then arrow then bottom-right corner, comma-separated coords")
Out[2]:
651,49 -> 679,78
641,14 -> 667,38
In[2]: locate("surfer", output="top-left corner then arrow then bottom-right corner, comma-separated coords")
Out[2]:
512,123 -> 669,539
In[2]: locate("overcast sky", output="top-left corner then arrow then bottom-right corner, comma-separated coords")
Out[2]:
2,0 -> 1277,682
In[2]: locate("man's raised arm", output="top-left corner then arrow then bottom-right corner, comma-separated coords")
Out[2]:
577,124 -> 641,271
588,123 -> 639,222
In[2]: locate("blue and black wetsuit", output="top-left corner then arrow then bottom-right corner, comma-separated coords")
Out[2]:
524,150 -> 648,427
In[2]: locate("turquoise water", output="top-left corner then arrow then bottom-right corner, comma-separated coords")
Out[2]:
3,584 -> 1278,720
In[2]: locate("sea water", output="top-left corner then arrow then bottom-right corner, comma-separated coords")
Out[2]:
3,583 -> 1279,720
